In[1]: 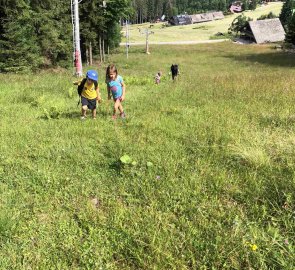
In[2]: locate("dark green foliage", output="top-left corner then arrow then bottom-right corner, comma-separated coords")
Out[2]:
0,2 -> 41,72
249,0 -> 257,11
228,14 -> 253,36
104,0 -> 134,48
130,0 -> 235,23
0,0 -> 71,71
30,2 -> 72,67
257,12 -> 278,21
279,0 -> 294,31
106,22 -> 122,50
0,0 -> 132,71
242,0 -> 249,11
79,0 -> 133,58
218,0 -> 228,12
285,12 -> 295,45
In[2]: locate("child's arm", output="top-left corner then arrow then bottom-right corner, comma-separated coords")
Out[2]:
121,81 -> 126,101
96,85 -> 101,102
73,79 -> 82,85
107,86 -> 111,100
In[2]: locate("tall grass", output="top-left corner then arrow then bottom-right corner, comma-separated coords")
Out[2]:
0,42 -> 294,269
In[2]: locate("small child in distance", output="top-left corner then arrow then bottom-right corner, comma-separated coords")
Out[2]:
155,71 -> 162,84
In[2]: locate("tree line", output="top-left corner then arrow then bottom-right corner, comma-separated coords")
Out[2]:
130,0 -> 260,23
0,0 -> 131,72
0,1 -> 288,72
279,0 -> 295,45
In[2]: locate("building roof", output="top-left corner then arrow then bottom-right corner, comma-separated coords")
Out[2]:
190,11 -> 224,23
212,11 -> 225,20
249,18 -> 285,44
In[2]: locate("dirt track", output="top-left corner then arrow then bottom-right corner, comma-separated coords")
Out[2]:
120,39 -> 229,46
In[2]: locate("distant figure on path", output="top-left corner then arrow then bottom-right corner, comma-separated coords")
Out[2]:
105,64 -> 126,119
155,71 -> 162,84
171,64 -> 179,80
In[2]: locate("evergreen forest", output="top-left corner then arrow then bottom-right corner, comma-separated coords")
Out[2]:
0,0 -> 272,72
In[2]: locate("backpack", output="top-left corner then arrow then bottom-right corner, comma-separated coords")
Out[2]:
77,78 -> 98,96
76,78 -> 98,105
77,78 -> 87,96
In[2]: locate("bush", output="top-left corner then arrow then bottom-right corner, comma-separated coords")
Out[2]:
228,14 -> 253,36
257,12 -> 278,21
285,12 -> 295,45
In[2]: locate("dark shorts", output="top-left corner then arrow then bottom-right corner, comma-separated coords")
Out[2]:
81,96 -> 96,110
113,97 -> 122,102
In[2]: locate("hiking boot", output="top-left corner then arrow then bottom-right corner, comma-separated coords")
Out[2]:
81,116 -> 87,120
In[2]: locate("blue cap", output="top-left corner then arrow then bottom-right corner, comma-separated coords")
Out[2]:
86,70 -> 98,82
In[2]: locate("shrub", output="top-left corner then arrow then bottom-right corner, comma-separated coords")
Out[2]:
228,14 -> 253,36
257,12 -> 278,21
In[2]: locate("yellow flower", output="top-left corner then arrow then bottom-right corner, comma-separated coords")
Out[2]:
251,244 -> 258,251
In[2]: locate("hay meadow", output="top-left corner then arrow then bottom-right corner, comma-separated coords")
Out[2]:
122,2 -> 283,44
0,42 -> 294,269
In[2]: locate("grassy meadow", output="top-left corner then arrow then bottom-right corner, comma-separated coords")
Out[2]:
122,2 -> 283,43
0,42 -> 295,269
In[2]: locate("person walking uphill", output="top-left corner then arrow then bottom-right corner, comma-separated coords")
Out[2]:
105,64 -> 126,119
80,70 -> 101,120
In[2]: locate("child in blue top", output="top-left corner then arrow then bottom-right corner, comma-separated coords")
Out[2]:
105,64 -> 126,119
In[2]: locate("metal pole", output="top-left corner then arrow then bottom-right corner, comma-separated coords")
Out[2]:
145,29 -> 149,54
126,20 -> 129,59
73,0 -> 82,76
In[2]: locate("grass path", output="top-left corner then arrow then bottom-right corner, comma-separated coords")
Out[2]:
0,42 -> 294,269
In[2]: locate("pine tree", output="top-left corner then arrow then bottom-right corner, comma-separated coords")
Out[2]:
242,0 -> 249,11
249,0 -> 257,11
30,0 -> 72,67
279,0 -> 294,31
0,0 -> 72,71
0,1 -> 41,71
79,0 -> 132,62
285,12 -> 295,45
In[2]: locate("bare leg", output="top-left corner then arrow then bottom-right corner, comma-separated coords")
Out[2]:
118,102 -> 124,114
92,108 -> 96,119
114,99 -> 121,115
81,105 -> 87,118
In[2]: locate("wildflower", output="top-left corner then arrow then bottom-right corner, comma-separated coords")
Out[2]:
156,175 -> 160,180
251,244 -> 258,251
284,239 -> 289,245
244,241 -> 258,251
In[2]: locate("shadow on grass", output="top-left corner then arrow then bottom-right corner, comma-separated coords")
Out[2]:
60,111 -> 81,119
109,160 -> 122,175
259,114 -> 295,128
224,51 -> 295,68
38,109 -> 116,120
60,109 -> 111,119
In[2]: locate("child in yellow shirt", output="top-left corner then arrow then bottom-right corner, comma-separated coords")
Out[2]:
79,70 -> 101,120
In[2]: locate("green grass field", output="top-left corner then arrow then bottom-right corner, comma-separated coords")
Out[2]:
0,41 -> 294,269
122,2 -> 283,43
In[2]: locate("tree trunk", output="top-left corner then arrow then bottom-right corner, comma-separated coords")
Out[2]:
102,35 -> 105,62
86,45 -> 89,66
89,41 -> 92,66
99,35 -> 103,63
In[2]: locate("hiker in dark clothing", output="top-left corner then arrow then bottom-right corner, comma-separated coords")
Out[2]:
171,64 -> 179,80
